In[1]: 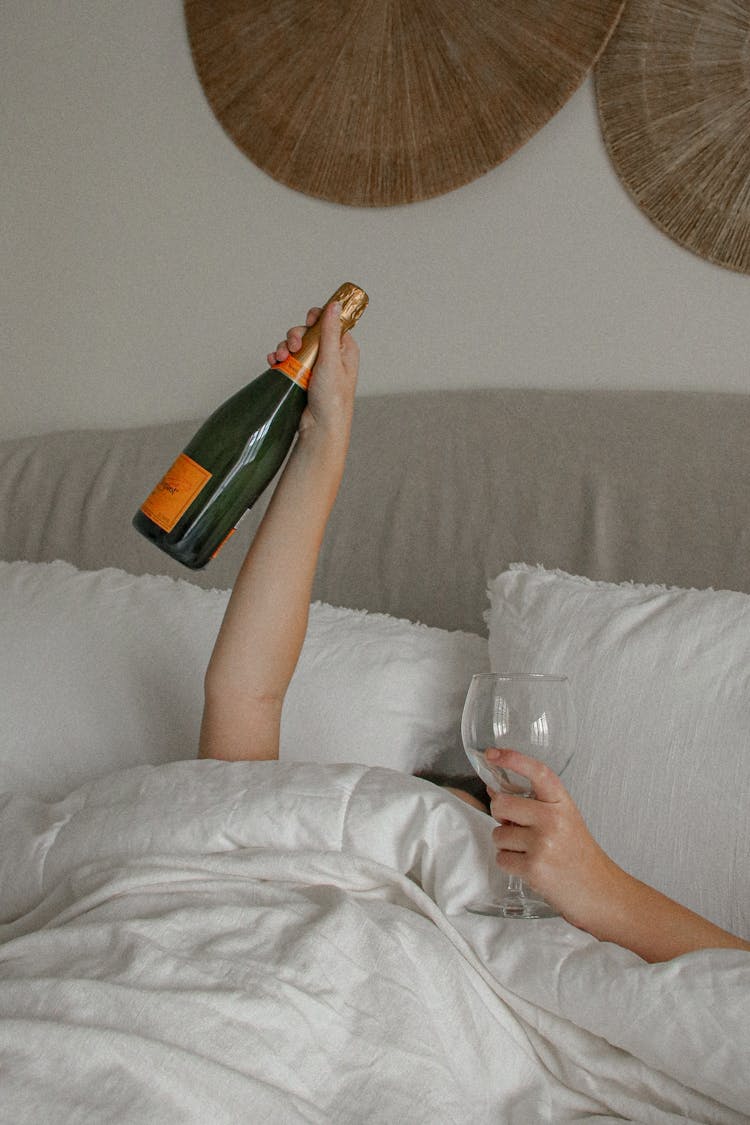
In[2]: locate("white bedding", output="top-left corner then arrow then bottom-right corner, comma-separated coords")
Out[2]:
0,761 -> 747,1123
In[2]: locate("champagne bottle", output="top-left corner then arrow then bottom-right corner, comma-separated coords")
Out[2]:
132,282 -> 368,568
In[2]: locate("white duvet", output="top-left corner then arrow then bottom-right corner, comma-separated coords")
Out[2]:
0,761 -> 748,1124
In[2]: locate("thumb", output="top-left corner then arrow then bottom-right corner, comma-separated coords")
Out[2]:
317,300 -> 342,364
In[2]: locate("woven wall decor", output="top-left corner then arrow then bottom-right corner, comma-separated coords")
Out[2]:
184,0 -> 625,207
596,1 -> 750,274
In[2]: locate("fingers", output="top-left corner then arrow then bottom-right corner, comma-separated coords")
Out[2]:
493,847 -> 528,878
266,327 -> 305,367
490,805 -> 552,882
492,820 -> 529,853
267,307 -> 322,367
287,306 -> 323,353
491,819 -> 537,879
485,747 -> 564,803
489,791 -> 537,826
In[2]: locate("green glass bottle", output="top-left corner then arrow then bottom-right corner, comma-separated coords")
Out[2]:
132,282 -> 368,568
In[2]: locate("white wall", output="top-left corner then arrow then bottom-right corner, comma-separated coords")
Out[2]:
2,1 -> 748,442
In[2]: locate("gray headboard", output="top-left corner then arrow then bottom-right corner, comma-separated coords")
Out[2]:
2,388 -> 748,635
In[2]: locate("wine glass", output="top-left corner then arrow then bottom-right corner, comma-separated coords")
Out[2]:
461,672 -> 576,918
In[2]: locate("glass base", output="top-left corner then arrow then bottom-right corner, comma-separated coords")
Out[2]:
465,897 -> 558,919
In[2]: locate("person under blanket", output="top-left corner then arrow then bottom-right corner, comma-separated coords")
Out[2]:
197,299 -> 750,965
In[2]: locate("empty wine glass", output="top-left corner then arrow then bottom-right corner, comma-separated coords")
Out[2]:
461,672 -> 576,918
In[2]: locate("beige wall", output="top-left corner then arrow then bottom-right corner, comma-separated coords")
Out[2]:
3,1 -> 749,442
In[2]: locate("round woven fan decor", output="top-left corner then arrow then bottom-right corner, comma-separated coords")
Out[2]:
184,0 -> 625,207
596,1 -> 750,274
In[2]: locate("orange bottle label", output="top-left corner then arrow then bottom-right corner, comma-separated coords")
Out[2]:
140,452 -> 212,533
272,354 -> 311,390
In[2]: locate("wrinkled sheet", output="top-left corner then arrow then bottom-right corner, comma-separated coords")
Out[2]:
0,761 -> 748,1124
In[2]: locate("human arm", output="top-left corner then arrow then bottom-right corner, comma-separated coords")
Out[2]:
198,300 -> 359,762
485,747 -> 750,963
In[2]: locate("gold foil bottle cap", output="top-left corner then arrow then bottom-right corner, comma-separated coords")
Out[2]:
328,282 -> 369,333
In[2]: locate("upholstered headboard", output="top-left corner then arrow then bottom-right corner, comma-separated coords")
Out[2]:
2,388 -> 748,634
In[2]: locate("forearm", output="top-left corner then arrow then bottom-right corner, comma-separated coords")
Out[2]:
574,862 -> 750,963
199,427 -> 348,760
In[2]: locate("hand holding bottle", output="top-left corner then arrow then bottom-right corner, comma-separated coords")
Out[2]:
134,282 -> 367,568
267,299 -> 360,452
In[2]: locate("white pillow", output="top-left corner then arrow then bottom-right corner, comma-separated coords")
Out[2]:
0,560 -> 487,801
486,563 -> 750,937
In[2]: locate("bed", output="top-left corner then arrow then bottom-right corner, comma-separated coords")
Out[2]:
1,387 -> 749,1123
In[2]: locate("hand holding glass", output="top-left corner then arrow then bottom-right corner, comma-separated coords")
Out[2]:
461,673 -> 576,918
